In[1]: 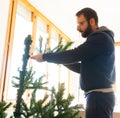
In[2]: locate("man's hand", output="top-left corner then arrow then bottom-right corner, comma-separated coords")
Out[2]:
31,53 -> 44,62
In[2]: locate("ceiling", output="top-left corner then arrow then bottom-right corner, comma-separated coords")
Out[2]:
28,0 -> 120,43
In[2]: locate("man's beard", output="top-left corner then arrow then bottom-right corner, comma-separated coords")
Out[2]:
81,24 -> 93,38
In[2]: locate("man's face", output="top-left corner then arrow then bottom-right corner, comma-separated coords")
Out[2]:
77,14 -> 93,38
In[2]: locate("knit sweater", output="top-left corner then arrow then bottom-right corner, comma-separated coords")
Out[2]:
43,26 -> 115,92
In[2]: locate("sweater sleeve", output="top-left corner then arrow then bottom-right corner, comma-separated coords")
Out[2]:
43,32 -> 114,64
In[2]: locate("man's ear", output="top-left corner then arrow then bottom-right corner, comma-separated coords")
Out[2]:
90,18 -> 95,25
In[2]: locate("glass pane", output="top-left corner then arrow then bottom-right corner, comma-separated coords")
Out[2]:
47,63 -> 59,89
37,17 -> 47,32
46,29 -> 59,90
31,20 -> 48,100
47,38 -> 59,90
59,65 -> 69,97
34,27 -> 48,54
50,29 -> 59,50
6,8 -> 32,100
69,71 -> 82,105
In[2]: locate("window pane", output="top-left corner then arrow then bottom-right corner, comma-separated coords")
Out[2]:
31,18 -> 48,100
6,4 -> 32,100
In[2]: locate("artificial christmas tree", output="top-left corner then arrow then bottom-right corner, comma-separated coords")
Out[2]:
2,35 -> 83,117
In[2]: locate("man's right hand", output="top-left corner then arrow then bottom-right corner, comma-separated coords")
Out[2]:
31,53 -> 44,62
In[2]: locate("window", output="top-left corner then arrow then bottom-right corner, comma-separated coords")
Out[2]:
4,2 -> 32,100
3,1 -> 72,103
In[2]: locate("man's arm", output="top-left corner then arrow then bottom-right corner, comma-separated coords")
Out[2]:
31,33 -> 112,65
31,53 -> 80,73
64,63 -> 81,74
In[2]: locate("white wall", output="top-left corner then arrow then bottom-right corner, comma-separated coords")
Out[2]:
0,0 -> 10,99
0,0 -> 10,75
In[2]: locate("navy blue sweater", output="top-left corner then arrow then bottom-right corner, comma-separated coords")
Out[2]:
43,26 -> 115,92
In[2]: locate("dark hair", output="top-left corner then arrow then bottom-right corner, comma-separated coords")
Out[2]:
76,7 -> 98,25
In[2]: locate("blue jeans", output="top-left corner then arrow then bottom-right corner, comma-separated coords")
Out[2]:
85,92 -> 115,118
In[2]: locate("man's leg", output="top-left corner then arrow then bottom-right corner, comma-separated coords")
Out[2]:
85,92 -> 115,118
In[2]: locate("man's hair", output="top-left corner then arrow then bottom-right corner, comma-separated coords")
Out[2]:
76,7 -> 98,25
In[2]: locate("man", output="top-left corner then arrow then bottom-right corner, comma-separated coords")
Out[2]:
31,8 -> 115,118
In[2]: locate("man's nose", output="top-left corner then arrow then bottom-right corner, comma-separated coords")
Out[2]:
77,26 -> 81,31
